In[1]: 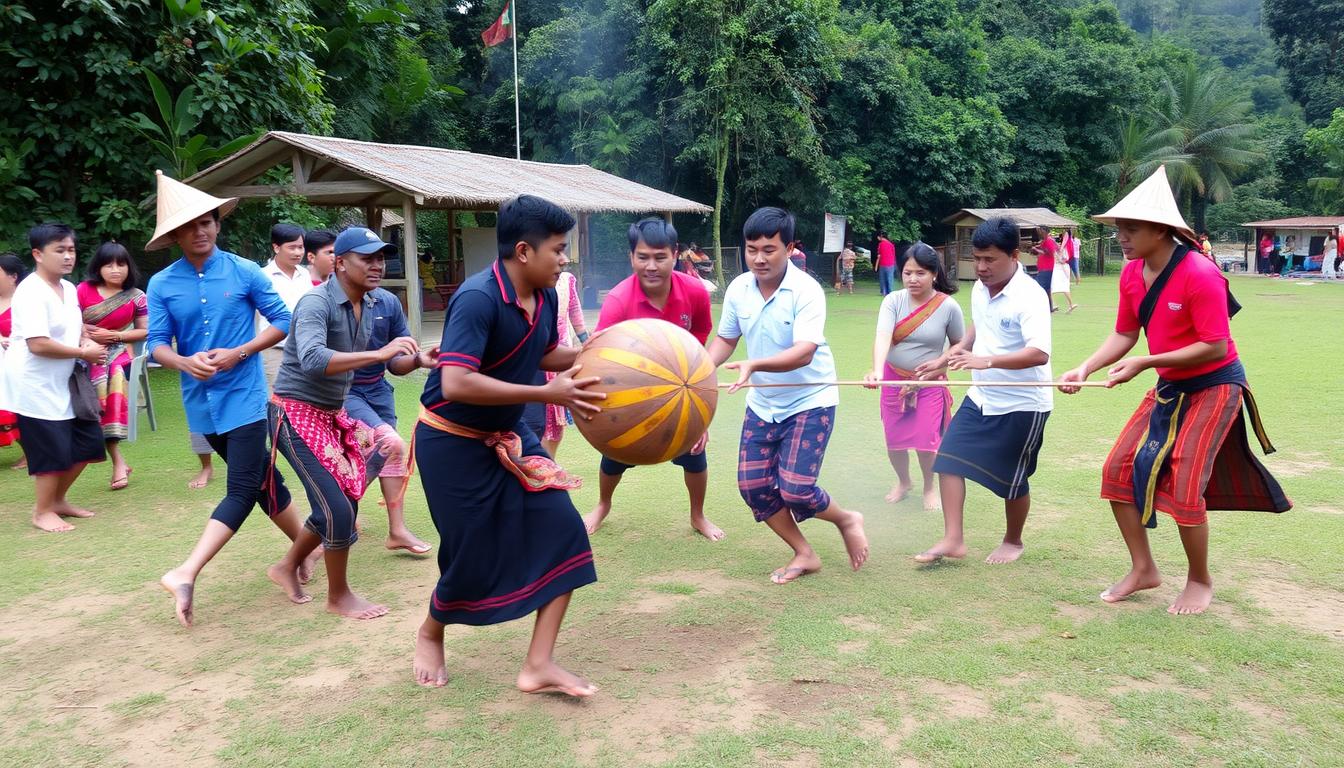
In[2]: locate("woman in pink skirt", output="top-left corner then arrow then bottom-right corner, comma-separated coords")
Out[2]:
863,243 -> 964,509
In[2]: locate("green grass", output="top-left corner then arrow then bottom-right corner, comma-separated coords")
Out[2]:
1,274 -> 1342,767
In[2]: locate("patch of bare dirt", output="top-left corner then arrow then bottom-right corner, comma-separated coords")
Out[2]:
920,680 -> 991,718
627,570 -> 759,615
1040,692 -> 1106,746
838,615 -> 880,633
1264,456 -> 1334,478
1243,577 -> 1344,641
487,618 -> 771,766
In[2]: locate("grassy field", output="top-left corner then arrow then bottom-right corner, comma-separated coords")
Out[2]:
1,273 -> 1342,767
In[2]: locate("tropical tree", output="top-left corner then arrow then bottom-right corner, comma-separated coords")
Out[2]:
1304,108 -> 1344,210
1147,62 -> 1261,232
1098,116 -> 1187,196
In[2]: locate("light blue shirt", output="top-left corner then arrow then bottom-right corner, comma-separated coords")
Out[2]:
717,263 -> 838,422
147,247 -> 291,434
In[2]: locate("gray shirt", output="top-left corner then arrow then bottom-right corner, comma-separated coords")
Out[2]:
876,289 -> 965,370
273,277 -> 374,409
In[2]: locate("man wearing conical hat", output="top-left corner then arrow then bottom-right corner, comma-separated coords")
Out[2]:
143,170 -> 312,628
1059,166 -> 1290,616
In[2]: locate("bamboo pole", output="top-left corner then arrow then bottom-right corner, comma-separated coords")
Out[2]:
716,379 -> 1112,390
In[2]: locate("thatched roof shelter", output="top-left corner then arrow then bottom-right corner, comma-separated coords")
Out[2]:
178,131 -> 711,334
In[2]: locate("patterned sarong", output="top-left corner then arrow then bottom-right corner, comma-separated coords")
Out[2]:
270,395 -> 381,500
1102,361 -> 1291,527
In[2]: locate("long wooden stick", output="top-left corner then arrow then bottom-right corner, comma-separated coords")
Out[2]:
716,379 -> 1111,389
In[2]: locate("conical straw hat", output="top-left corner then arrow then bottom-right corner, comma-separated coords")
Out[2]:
1092,166 -> 1197,246
145,170 -> 239,251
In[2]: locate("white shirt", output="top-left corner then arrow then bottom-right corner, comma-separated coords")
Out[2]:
2,277 -> 83,420
258,259 -> 313,332
967,263 -> 1053,415
717,263 -> 838,422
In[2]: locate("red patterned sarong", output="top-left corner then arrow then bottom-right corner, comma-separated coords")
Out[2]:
1101,385 -> 1290,526
270,395 -> 375,500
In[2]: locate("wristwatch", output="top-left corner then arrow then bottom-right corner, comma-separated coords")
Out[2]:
237,350 -> 250,362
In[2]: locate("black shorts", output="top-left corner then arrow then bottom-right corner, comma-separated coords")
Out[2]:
16,414 -> 106,476
600,449 -> 708,476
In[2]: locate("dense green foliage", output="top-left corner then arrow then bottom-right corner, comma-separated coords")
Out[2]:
1,0 -> 1339,260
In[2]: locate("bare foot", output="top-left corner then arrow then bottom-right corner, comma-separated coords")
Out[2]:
266,561 -> 313,604
770,551 -> 822,584
1168,578 -> 1213,616
985,542 -> 1025,564
385,530 -> 432,555
833,510 -> 869,570
583,502 -> 610,535
327,591 -> 389,620
517,659 -> 598,698
12,457 -> 27,470
691,515 -> 725,541
160,570 -> 195,628
914,538 -> 967,563
32,510 -> 75,533
187,466 -> 213,489
299,546 -> 323,585
884,481 -> 912,504
54,503 -> 95,519
414,624 -> 448,688
1100,567 -> 1163,603
922,488 -> 941,511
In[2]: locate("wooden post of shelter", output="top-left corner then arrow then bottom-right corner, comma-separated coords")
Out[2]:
402,197 -> 422,339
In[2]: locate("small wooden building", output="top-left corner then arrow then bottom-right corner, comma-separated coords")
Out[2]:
941,207 -> 1079,280
1241,216 -> 1344,273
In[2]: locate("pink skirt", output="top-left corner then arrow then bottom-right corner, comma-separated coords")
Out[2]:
880,364 -> 952,452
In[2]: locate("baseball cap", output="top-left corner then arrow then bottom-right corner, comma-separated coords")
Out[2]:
334,226 -> 398,256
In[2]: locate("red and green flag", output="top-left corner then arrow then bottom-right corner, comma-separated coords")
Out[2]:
481,1 -> 514,47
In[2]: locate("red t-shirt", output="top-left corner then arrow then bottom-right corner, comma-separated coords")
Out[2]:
876,239 -> 897,268
596,270 -> 713,344
1036,237 -> 1058,272
1115,253 -> 1238,380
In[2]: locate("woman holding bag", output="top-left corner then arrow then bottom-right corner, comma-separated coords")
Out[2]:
863,242 -> 964,509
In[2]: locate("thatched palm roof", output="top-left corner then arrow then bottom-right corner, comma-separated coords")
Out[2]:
182,131 -> 712,215
942,207 -> 1080,229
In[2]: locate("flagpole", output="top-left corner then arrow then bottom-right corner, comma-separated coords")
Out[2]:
511,0 -> 521,160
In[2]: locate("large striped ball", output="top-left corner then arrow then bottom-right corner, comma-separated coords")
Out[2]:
573,318 -> 718,465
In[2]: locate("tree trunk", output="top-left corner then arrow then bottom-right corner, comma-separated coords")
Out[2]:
711,129 -> 728,287
1190,193 -> 1208,236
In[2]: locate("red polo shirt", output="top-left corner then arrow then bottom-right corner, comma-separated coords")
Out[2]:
596,270 -> 713,344
1115,252 -> 1238,380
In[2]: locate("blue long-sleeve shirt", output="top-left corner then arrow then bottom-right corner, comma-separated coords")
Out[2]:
146,247 -> 291,434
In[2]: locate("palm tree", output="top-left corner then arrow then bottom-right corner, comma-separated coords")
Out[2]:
1146,62 -> 1261,232
1099,116 -> 1188,196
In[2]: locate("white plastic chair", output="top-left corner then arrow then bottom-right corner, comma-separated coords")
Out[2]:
126,342 -> 156,443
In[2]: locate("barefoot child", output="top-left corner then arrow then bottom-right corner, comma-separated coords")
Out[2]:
146,172 -> 308,627
343,281 -> 434,555
584,218 -> 723,541
915,217 -> 1052,565
266,227 -> 432,619
707,207 -> 869,584
412,195 -> 603,695
1060,167 -> 1290,615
